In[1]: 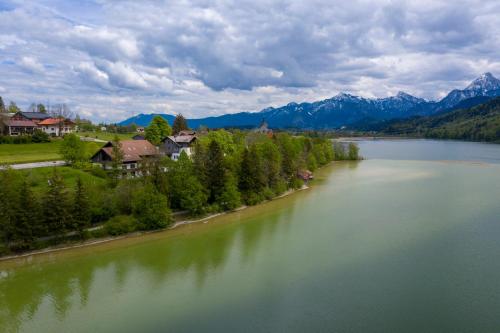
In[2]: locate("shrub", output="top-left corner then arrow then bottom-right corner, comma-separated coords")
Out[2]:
132,184 -> 172,230
89,167 -> 108,179
104,215 -> 137,236
31,130 -> 50,143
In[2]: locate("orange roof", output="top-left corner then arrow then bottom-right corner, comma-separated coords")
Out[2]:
38,118 -> 74,126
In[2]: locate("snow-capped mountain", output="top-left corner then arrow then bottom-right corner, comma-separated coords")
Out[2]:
437,72 -> 500,109
119,73 -> 500,129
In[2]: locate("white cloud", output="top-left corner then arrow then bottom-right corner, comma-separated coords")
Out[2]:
19,56 -> 44,73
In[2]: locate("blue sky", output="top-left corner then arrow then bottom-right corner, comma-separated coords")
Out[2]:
0,0 -> 499,122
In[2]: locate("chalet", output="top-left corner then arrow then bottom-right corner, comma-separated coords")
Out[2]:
91,140 -> 158,177
38,118 -> 75,137
0,112 -> 37,136
160,131 -> 197,161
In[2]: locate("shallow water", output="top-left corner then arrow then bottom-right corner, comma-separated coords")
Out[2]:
1,140 -> 500,332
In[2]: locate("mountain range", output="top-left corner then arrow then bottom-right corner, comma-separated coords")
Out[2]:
119,73 -> 500,129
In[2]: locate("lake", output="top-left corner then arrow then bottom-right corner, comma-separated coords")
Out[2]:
1,139 -> 500,332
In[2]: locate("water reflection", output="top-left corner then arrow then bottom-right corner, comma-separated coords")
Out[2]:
0,194 -> 299,332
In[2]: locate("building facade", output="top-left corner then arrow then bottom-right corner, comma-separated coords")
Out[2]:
160,131 -> 197,160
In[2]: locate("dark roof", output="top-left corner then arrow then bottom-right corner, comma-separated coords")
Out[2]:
95,140 -> 158,162
20,112 -> 51,120
132,134 -> 146,140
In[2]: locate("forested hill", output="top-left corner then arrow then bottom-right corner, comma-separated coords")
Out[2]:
382,97 -> 500,142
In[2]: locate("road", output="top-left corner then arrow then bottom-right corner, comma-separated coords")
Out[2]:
2,160 -> 67,170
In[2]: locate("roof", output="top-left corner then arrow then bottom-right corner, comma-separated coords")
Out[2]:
164,134 -> 197,144
98,140 -> 158,162
20,112 -> 51,120
38,118 -> 74,126
5,119 -> 37,127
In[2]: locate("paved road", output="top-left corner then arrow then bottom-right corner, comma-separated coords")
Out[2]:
3,160 -> 67,170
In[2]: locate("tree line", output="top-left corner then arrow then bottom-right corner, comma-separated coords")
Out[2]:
0,122 -> 360,255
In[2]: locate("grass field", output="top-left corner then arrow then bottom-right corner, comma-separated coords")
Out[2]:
0,141 -> 103,165
20,166 -> 108,193
78,131 -> 136,141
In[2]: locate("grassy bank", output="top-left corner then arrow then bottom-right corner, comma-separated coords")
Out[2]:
0,140 -> 103,164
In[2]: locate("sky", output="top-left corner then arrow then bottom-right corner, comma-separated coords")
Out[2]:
0,0 -> 499,123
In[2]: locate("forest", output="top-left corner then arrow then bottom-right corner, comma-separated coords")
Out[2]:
0,128 -> 360,255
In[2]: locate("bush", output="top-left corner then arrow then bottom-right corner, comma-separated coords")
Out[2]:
104,215 -> 137,236
290,177 -> 304,189
89,167 -> 108,179
262,187 -> 275,200
32,130 -> 50,143
132,185 -> 172,230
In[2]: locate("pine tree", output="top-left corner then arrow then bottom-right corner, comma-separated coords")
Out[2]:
172,114 -> 189,135
206,140 -> 226,203
0,96 -> 6,113
73,177 -> 91,237
44,169 -> 70,239
13,180 -> 40,249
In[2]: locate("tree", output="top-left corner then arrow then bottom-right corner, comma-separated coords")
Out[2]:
172,114 -> 189,135
109,136 -> 124,185
206,140 -> 226,203
0,168 -> 19,246
145,116 -> 172,145
60,133 -> 85,166
32,129 -> 50,143
44,169 -> 71,238
168,151 -> 207,214
132,184 -> 172,230
218,174 -> 241,211
12,180 -> 41,249
348,143 -> 360,160
0,96 -> 6,113
8,101 -> 20,113
37,103 -> 47,114
73,177 -> 91,237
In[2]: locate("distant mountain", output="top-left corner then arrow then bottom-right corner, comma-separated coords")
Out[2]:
382,97 -> 500,142
119,73 -> 500,129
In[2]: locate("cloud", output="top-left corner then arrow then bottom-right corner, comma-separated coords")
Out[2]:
19,56 -> 44,73
0,0 -> 499,122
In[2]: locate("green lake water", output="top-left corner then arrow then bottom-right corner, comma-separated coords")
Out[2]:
1,140 -> 500,332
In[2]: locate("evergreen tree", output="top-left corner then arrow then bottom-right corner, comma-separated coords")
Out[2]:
348,143 -> 360,160
172,114 -> 189,135
0,96 -> 6,113
44,169 -> 70,238
206,140 -> 226,203
0,169 -> 18,246
13,180 -> 41,249
145,116 -> 172,145
218,174 -> 241,211
73,177 -> 91,237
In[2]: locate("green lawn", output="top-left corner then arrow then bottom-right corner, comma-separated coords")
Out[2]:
20,166 -> 107,194
0,141 -> 103,165
77,131 -> 136,141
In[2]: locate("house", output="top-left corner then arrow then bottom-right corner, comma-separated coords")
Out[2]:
160,131 -> 197,160
38,118 -> 75,136
297,169 -> 314,182
0,113 -> 37,136
91,140 -> 158,177
136,127 -> 145,133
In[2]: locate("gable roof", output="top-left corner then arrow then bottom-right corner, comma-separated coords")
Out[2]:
163,133 -> 197,145
38,118 -> 75,126
20,112 -> 51,120
97,140 -> 158,162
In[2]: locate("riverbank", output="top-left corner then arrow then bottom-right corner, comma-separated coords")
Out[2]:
0,183 -> 311,262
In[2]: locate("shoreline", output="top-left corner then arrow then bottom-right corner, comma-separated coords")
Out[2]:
0,184 -> 311,262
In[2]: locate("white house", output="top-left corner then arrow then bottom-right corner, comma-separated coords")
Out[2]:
38,118 -> 75,137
